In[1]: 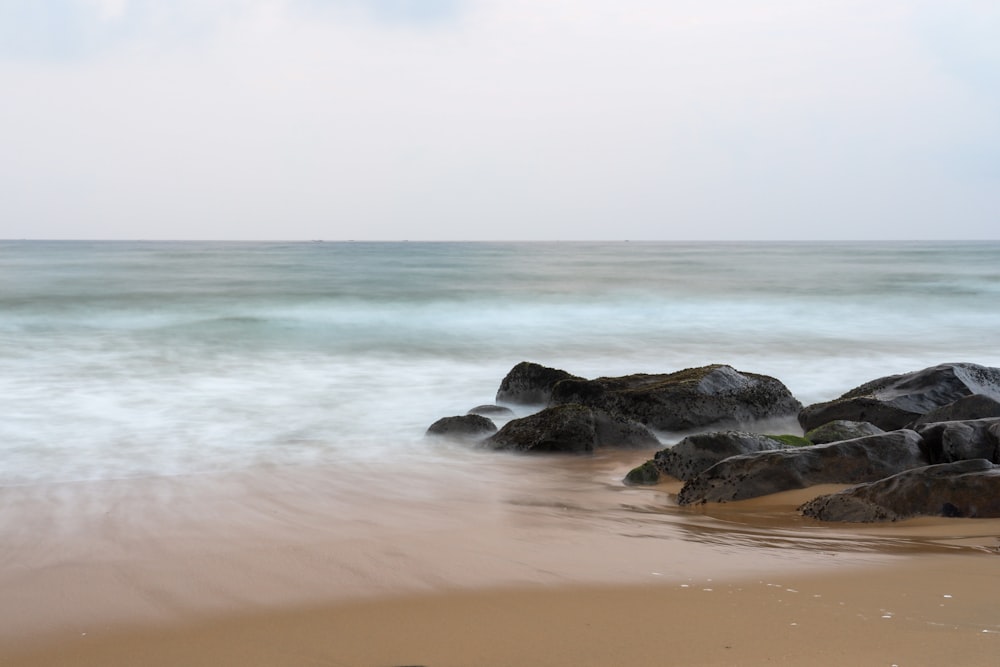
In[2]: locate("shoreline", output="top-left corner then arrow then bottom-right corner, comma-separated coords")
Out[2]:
3,457 -> 1000,663
6,553 -> 999,666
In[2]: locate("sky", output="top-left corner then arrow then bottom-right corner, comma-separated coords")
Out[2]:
1,0 -> 998,241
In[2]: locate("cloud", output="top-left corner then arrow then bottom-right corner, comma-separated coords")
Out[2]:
1,0 -> 997,240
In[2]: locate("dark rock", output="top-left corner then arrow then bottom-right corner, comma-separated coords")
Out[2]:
495,361 -> 583,405
426,414 -> 497,440
676,429 -> 927,505
800,459 -> 1000,522
654,431 -> 794,482
467,404 -> 516,418
549,364 -> 802,432
624,460 -> 661,486
910,394 -> 1000,427
766,434 -> 813,447
805,420 -> 885,444
485,404 -> 659,454
798,363 -> 1000,432
916,417 -> 1000,464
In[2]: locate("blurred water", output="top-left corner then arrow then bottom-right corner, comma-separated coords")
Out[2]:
2,240 -> 999,485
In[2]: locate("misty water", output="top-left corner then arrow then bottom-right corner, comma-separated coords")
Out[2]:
2,240 -> 1000,486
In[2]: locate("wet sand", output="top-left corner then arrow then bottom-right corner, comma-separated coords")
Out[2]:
3,450 -> 999,665
7,558 -> 1000,667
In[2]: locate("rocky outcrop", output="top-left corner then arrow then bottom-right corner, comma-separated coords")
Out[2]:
910,394 -> 1000,427
798,363 -> 1000,432
485,404 -> 659,453
495,362 -> 583,405
426,414 -> 497,440
800,459 -> 1000,522
916,417 -> 1000,464
653,431 -> 794,482
548,364 -> 802,432
676,430 -> 927,505
805,420 -> 884,445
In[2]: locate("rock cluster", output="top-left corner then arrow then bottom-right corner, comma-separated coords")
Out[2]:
427,360 -> 1000,523
426,361 -> 802,453
675,430 -> 927,505
625,362 -> 1000,522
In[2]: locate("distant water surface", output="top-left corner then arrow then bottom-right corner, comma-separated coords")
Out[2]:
2,240 -> 999,485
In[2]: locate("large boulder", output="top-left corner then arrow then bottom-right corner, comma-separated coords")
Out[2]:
653,431 -> 794,482
485,404 -> 659,453
916,417 -> 1000,464
495,362 -> 583,405
800,459 -> 1000,522
676,430 -> 928,505
798,363 -> 1000,432
805,420 -> 885,445
548,364 -> 802,432
910,394 -> 1000,427
426,414 -> 497,440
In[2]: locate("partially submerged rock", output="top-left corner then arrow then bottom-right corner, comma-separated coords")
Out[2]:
467,404 -> 516,418
916,417 -> 1000,465
798,363 -> 1000,432
805,420 -> 885,445
800,459 -> 1000,522
485,404 -> 659,454
548,364 -> 802,432
495,362 -> 582,406
426,414 -> 497,440
623,460 -> 661,486
653,431 -> 794,482
676,430 -> 927,505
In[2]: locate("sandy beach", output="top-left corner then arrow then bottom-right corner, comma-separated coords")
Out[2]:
3,451 -> 999,665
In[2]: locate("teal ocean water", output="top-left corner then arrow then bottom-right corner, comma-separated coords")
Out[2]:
2,240 -> 999,485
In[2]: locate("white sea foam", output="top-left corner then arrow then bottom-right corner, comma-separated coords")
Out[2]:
2,240 -> 999,485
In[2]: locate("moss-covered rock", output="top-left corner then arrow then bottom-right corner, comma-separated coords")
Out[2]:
805,420 -> 884,445
654,431 -> 794,481
765,434 -> 813,447
677,430 -> 928,505
623,460 -> 661,486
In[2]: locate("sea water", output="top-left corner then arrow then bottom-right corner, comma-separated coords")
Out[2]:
2,240 -> 1000,486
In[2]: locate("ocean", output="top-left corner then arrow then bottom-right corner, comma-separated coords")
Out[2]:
3,240 -> 1000,486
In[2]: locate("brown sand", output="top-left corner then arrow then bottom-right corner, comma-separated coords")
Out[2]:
2,451 -> 999,665
6,557 -> 1000,667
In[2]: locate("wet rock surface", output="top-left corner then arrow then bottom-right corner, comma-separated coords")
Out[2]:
916,417 -> 1000,464
653,431 -> 794,482
910,394 -> 1000,427
495,362 -> 582,406
676,430 -> 927,505
426,414 -> 498,440
467,404 -> 516,418
800,459 -> 1000,522
805,420 -> 885,444
548,364 -> 802,432
485,404 -> 659,454
798,363 -> 1000,432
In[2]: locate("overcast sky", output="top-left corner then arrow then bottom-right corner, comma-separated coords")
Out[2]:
2,0 -> 998,240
